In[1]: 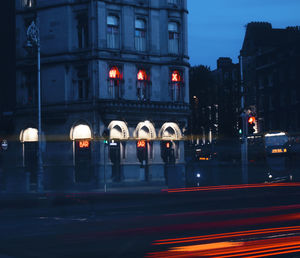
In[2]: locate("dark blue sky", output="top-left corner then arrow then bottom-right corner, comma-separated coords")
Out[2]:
188,0 -> 300,70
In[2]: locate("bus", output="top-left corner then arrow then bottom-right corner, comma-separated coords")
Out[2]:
264,132 -> 292,182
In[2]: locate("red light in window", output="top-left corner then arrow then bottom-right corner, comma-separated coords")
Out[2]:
137,70 -> 147,81
79,140 -> 90,148
109,67 -> 120,79
172,71 -> 181,82
166,142 -> 170,148
137,140 -> 146,148
248,116 -> 256,124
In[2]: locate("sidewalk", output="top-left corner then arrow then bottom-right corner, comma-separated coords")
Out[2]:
0,184 -> 167,210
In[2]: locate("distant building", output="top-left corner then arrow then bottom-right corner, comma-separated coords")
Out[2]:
240,22 -> 300,134
189,65 -> 216,144
12,0 -> 189,191
189,58 -> 240,145
211,58 -> 240,139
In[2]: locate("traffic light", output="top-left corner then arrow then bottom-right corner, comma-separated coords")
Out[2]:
238,117 -> 243,135
137,140 -> 147,164
248,116 -> 256,135
102,129 -> 109,145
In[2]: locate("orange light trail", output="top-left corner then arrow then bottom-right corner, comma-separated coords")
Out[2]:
162,182 -> 300,193
148,235 -> 300,258
153,225 -> 300,246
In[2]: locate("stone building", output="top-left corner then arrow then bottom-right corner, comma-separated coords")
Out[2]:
14,0 -> 189,190
240,22 -> 300,134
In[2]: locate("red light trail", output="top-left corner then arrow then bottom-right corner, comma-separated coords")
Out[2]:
162,182 -> 300,193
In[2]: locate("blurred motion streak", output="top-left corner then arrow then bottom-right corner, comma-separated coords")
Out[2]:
148,235 -> 300,258
62,213 -> 300,243
154,225 -> 300,245
163,182 -> 300,193
170,242 -> 243,252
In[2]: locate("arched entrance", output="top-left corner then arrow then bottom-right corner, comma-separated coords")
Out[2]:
159,122 -> 182,160
134,121 -> 156,181
70,124 -> 92,183
159,122 -> 182,184
108,121 -> 129,181
20,128 -> 38,184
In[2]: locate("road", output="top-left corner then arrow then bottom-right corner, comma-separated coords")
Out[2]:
1,183 -> 300,257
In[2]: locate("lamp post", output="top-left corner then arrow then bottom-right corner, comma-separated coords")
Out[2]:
239,55 -> 248,184
27,18 -> 44,192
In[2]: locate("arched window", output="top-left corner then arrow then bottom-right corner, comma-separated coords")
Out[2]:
135,19 -> 146,51
137,69 -> 150,101
107,15 -> 119,49
108,66 -> 123,99
70,124 -> 92,183
168,22 -> 179,54
76,13 -> 88,49
134,121 -> 156,160
108,121 -> 130,160
71,124 -> 92,140
160,122 -> 182,160
170,70 -> 184,102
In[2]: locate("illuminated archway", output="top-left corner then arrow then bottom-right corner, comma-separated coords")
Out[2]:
108,121 -> 129,139
159,122 -> 182,140
134,121 -> 156,140
20,127 -> 38,142
20,127 -> 39,176
70,124 -> 92,140
70,123 -> 93,183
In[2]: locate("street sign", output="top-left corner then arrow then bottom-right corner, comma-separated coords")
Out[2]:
1,140 -> 8,150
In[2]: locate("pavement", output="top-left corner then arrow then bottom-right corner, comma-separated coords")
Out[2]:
0,184 -> 171,213
1,182 -> 300,213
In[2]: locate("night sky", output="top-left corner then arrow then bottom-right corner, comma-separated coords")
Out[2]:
188,0 -> 300,70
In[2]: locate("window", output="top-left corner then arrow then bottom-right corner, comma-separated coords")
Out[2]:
108,66 -> 123,99
135,19 -> 146,52
75,66 -> 89,100
168,0 -> 178,5
170,70 -> 184,102
137,69 -> 150,101
168,22 -> 179,54
23,0 -> 36,8
76,13 -> 89,49
23,71 -> 37,105
107,15 -> 119,49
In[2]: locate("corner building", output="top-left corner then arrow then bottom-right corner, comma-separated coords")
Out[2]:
15,0 -> 189,190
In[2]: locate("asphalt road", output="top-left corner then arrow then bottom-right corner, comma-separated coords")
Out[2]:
1,184 -> 300,257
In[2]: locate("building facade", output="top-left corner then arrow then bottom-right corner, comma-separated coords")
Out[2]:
211,58 -> 240,139
189,59 -> 240,146
240,22 -> 300,134
14,0 -> 189,190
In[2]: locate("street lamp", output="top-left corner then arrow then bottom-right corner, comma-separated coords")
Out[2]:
26,18 -> 44,192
